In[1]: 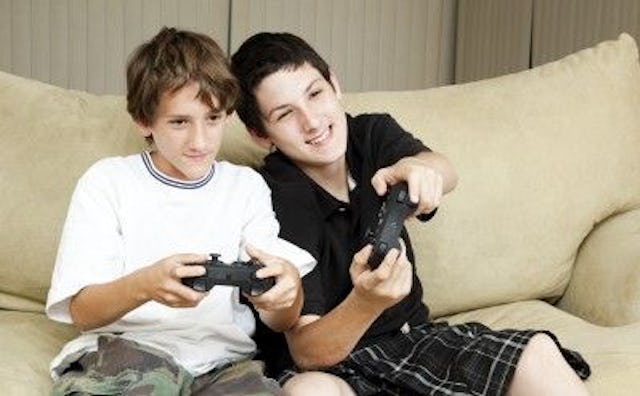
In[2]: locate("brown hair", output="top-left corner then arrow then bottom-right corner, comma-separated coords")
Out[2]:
126,27 -> 238,127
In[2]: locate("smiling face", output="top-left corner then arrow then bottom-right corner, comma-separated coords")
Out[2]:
255,62 -> 348,176
138,81 -> 229,181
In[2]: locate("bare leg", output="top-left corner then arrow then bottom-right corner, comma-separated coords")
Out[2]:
507,334 -> 589,396
283,371 -> 356,396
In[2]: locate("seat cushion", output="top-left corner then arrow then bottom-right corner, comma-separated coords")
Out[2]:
441,300 -> 640,395
0,310 -> 77,395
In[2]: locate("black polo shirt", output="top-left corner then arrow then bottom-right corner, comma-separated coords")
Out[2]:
254,113 -> 435,376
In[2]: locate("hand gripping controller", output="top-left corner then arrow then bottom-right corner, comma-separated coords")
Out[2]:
365,182 -> 417,269
181,254 -> 275,296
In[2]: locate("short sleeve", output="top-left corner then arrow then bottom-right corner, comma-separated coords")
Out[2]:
46,164 -> 125,323
364,114 -> 430,169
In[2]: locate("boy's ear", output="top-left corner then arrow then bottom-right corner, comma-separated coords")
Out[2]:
135,121 -> 152,139
247,128 -> 274,150
329,71 -> 343,99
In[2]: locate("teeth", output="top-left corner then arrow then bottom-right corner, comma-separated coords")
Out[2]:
308,130 -> 330,145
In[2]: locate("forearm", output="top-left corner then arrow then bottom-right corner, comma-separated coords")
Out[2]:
285,290 -> 383,369
259,282 -> 304,332
69,271 -> 147,331
411,150 -> 458,193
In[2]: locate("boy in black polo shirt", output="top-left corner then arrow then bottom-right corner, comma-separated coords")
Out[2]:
231,32 -> 590,396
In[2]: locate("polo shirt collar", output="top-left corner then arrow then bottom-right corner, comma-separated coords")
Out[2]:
263,150 -> 350,220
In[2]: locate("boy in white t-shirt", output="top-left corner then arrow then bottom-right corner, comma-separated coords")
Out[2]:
45,27 -> 315,395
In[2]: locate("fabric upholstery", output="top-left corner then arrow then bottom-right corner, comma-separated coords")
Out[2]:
341,33 -> 640,317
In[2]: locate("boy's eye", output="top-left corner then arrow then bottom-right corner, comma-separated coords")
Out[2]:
310,89 -> 323,98
275,110 -> 292,122
169,119 -> 188,126
208,113 -> 224,122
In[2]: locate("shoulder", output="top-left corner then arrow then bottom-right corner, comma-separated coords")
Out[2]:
77,154 -> 140,188
215,161 -> 263,181
259,152 -> 304,183
256,156 -> 319,220
346,113 -> 407,150
213,161 -> 269,193
348,112 -> 400,134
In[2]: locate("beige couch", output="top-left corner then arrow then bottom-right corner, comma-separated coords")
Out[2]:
1,33 -> 639,395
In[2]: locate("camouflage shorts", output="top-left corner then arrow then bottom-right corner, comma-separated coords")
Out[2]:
52,335 -> 283,396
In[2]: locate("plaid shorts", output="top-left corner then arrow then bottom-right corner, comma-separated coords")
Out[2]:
279,322 -> 590,396
52,335 -> 283,396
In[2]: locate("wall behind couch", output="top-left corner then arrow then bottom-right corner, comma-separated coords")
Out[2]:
456,0 -> 640,83
0,0 -> 456,94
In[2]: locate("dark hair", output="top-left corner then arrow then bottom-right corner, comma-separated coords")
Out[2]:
126,27 -> 238,127
231,32 -> 332,137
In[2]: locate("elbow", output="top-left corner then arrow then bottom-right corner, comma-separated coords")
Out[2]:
69,307 -> 93,332
288,342 -> 348,370
292,351 -> 347,371
69,295 -> 100,332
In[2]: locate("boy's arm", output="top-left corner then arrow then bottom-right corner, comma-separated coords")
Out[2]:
371,150 -> 458,215
69,254 -> 207,331
255,280 -> 303,332
284,246 -> 412,369
246,245 -> 304,333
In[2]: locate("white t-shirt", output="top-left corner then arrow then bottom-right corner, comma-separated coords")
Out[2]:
46,152 -> 315,378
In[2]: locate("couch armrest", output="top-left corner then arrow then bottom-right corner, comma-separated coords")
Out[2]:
557,208 -> 640,325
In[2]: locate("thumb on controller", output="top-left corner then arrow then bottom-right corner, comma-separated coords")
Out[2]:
244,244 -> 276,279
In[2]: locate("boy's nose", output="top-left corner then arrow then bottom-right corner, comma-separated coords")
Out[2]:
299,107 -> 321,132
189,123 -> 207,149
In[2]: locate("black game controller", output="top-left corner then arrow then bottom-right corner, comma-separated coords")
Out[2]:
365,182 -> 417,269
181,254 -> 275,296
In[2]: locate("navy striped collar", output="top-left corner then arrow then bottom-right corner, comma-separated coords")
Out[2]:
141,151 -> 214,189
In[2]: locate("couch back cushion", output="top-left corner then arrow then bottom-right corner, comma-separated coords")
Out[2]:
2,34 -> 640,317
342,33 -> 640,316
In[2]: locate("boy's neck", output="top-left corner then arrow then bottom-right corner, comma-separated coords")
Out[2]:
301,157 -> 350,202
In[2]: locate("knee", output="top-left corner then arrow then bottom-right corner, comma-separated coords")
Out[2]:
283,371 -> 355,396
518,333 -> 563,371
509,334 -> 588,395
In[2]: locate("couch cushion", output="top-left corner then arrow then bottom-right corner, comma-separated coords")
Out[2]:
443,300 -> 640,395
0,72 -> 140,308
341,34 -> 640,316
0,311 -> 77,395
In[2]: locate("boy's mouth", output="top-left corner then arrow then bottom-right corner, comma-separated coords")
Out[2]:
185,152 -> 211,162
306,127 -> 331,146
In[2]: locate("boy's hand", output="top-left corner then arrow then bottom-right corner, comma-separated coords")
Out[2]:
134,254 -> 209,308
244,244 -> 302,312
349,243 -> 413,313
371,156 -> 443,216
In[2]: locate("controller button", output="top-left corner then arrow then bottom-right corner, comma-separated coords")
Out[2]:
397,189 -> 407,203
